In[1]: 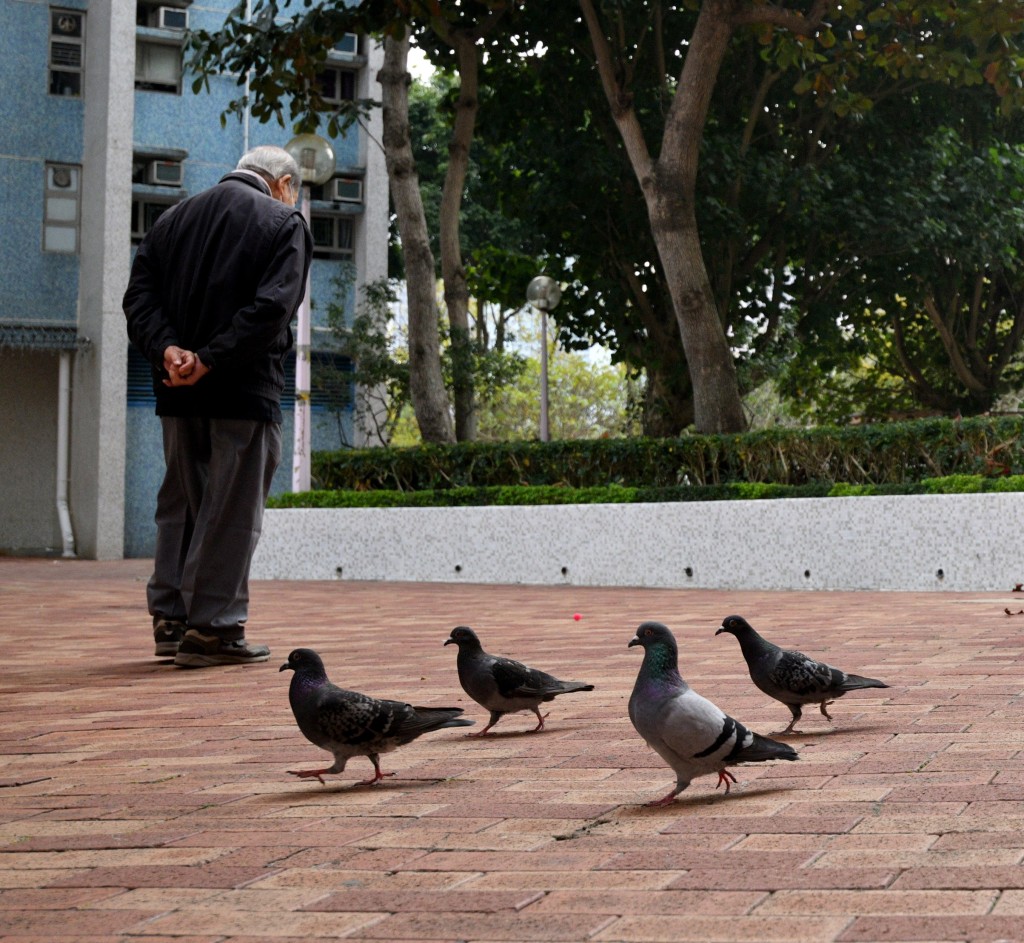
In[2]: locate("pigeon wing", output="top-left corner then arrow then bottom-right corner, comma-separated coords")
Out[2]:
633,685 -> 741,771
491,656 -> 549,698
308,685 -> 401,748
769,649 -> 839,697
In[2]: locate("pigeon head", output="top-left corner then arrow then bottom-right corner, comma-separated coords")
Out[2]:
628,621 -> 676,650
444,626 -> 482,650
716,615 -> 755,638
280,648 -> 327,676
628,622 -> 680,677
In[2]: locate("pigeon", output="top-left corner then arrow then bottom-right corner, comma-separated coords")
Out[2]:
443,626 -> 594,735
280,648 -> 474,785
628,621 -> 798,805
716,614 -> 890,734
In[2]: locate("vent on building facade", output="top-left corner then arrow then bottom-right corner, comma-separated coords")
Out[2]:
153,6 -> 188,29
328,177 -> 362,203
145,159 -> 183,186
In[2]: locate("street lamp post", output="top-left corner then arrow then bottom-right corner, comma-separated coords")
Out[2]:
526,276 -> 562,443
284,134 -> 335,492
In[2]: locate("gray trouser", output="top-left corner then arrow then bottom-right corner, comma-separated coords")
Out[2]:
147,416 -> 281,640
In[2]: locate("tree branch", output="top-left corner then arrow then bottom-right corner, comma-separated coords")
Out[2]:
922,295 -> 989,394
731,0 -> 830,35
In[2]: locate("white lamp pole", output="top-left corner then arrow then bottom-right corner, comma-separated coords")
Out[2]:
526,276 -> 562,443
293,187 -> 313,491
284,133 -> 335,492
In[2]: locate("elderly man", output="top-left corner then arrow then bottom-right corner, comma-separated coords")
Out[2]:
124,145 -> 313,667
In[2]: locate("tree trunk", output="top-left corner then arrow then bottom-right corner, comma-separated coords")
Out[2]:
579,0 -> 824,433
649,188 -> 747,432
378,31 -> 454,444
643,352 -> 694,436
441,34 -> 480,442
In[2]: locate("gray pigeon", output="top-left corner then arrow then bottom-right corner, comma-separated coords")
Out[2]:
444,626 -> 594,735
280,648 -> 474,785
716,615 -> 890,734
629,621 -> 798,805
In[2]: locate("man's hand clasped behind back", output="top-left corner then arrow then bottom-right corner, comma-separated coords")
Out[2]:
162,345 -> 209,387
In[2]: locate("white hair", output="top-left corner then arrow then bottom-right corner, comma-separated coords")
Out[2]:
236,146 -> 300,195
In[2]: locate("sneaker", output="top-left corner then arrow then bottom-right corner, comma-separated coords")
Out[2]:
153,617 -> 187,656
173,629 -> 270,668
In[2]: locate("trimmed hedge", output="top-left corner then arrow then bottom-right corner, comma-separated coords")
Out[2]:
312,416 -> 1024,492
268,474 -> 1024,510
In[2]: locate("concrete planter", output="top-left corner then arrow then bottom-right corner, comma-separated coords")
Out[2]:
251,492 -> 1024,591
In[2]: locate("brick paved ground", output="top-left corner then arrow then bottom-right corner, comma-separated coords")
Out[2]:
1,557 -> 1024,942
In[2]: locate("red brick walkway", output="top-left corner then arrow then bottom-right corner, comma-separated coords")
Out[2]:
1,557 -> 1023,942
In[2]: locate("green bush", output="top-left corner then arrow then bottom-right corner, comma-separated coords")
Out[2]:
267,473 -> 1024,510
312,416 -> 1024,492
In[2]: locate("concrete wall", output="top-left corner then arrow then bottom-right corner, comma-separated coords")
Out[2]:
250,493 -> 1024,592
73,0 -> 134,559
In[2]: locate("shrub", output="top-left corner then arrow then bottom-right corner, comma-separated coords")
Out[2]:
312,416 -> 1024,492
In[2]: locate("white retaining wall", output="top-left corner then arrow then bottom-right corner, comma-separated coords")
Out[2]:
250,493 -> 1024,591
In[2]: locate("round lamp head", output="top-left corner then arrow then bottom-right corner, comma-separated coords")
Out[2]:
285,133 -> 336,186
526,275 -> 562,311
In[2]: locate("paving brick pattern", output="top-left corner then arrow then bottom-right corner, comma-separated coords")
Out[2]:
1,557 -> 1024,942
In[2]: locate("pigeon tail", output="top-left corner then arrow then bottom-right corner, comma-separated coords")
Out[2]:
837,673 -> 889,692
404,707 -> 476,735
730,731 -> 799,765
552,681 -> 595,695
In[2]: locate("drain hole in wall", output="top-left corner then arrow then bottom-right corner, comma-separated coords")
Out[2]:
684,566 -> 693,578
560,566 -> 569,576
936,568 -> 944,580
454,564 -> 462,574
335,566 -> 343,577
803,569 -> 811,579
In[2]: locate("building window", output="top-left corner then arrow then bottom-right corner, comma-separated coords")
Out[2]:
43,163 -> 81,253
49,8 -> 85,97
130,200 -> 175,243
136,38 -> 183,93
310,215 -> 354,260
317,66 -> 356,105
135,2 -> 188,93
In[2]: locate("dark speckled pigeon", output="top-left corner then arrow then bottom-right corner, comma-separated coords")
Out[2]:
444,626 -> 594,735
280,648 -> 473,785
716,615 -> 890,734
628,621 -> 798,805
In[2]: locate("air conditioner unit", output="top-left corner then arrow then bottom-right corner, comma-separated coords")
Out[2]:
155,6 -> 188,30
331,32 -> 359,58
146,160 -> 183,186
329,177 -> 362,203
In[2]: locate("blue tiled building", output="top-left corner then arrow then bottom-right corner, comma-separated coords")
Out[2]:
0,0 -> 389,558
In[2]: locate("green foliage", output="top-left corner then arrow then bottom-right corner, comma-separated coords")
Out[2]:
474,316 -> 642,442
310,415 -> 1024,493
320,274 -> 410,445
187,1 -> 1024,435
776,111 -> 1024,422
268,472 -> 1024,509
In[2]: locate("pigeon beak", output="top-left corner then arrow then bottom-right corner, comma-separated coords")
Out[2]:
279,662 -> 293,672
627,636 -> 640,648
443,638 -> 454,647
715,627 -> 726,635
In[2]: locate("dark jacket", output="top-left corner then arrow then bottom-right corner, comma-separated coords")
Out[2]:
123,171 -> 312,421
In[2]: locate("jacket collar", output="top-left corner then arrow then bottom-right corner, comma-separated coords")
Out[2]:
219,169 -> 273,196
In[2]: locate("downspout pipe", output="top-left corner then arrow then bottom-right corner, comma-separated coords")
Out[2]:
57,349 -> 76,558
242,0 -> 252,153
